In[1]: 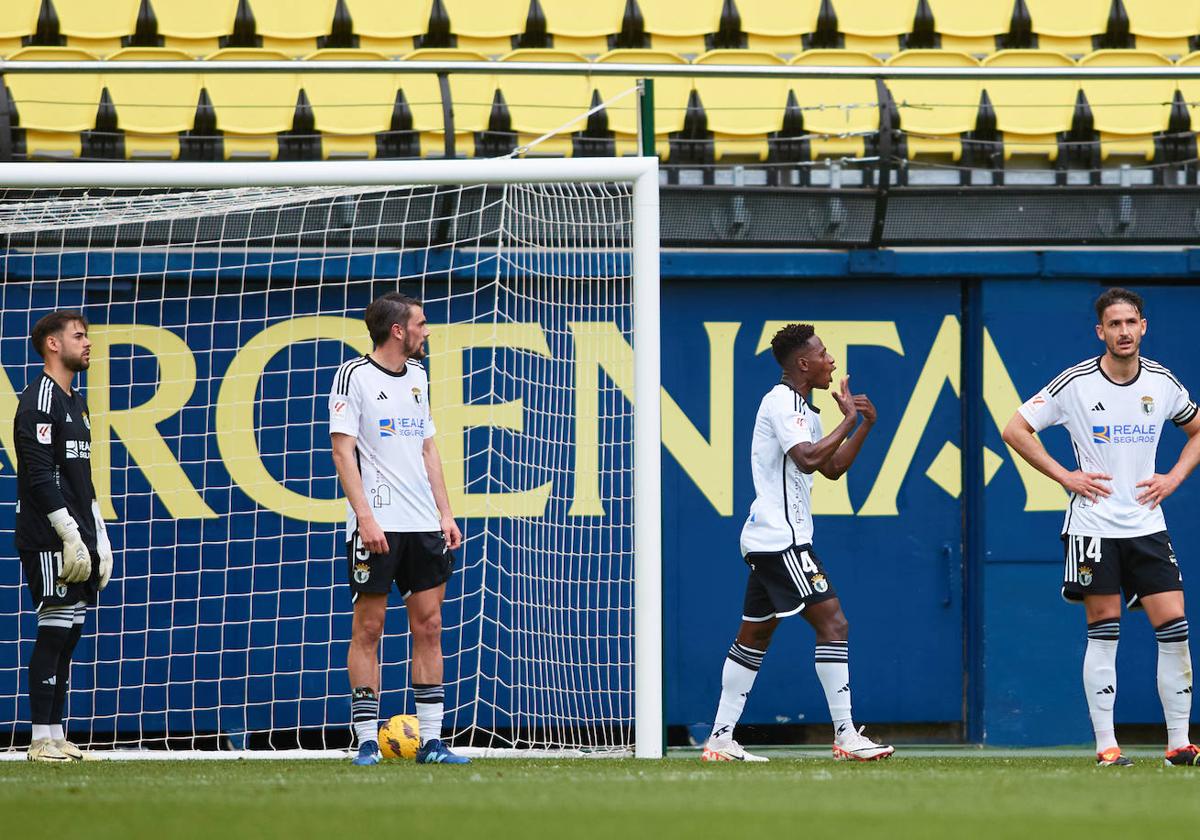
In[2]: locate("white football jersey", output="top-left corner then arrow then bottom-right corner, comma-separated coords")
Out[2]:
740,383 -> 824,555
329,355 -> 441,538
1019,356 -> 1198,538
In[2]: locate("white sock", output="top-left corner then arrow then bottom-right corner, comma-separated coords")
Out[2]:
351,686 -> 379,747
815,641 -> 853,740
50,724 -> 65,741
31,724 -> 52,742
1084,619 -> 1120,753
414,684 -> 444,745
1155,618 -> 1193,751
709,642 -> 764,742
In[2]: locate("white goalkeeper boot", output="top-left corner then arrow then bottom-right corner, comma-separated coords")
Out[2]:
701,736 -> 769,762
27,738 -> 72,762
832,726 -> 895,761
55,739 -> 85,761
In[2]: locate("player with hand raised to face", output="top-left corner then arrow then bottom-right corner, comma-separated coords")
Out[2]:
14,311 -> 114,762
330,293 -> 467,766
1003,287 -> 1200,767
701,323 -> 894,763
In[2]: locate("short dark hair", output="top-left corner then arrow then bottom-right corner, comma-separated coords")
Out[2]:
770,323 -> 816,366
30,310 -> 88,359
364,293 -> 420,348
1095,287 -> 1144,323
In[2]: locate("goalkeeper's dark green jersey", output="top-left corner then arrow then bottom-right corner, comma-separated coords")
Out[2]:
13,372 -> 98,553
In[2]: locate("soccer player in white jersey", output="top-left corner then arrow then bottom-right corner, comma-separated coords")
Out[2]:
701,323 -> 894,763
329,293 -> 468,766
1003,287 -> 1200,767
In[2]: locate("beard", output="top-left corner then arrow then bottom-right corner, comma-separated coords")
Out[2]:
408,342 -> 427,361
63,352 -> 90,372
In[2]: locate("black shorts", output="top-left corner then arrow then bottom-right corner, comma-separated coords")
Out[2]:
347,530 -> 455,600
19,549 -> 98,611
742,544 -> 838,621
1062,531 -> 1182,609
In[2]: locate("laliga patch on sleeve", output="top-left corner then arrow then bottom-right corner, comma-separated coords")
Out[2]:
36,423 -> 52,444
331,400 -> 348,420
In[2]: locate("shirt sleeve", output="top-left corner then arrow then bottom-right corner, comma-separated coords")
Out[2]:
1168,382 -> 1198,427
328,371 -> 361,438
1017,387 -> 1066,433
14,407 -> 68,515
423,377 -> 436,439
767,393 -> 813,453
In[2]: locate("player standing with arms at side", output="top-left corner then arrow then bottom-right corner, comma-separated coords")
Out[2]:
1003,288 -> 1200,767
330,293 -> 467,766
701,323 -> 894,762
14,311 -> 114,761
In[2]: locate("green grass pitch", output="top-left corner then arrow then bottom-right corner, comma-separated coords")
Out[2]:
3,748 -> 1199,839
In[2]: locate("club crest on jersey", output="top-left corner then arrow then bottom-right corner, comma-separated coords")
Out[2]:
81,412 -> 90,430
353,563 -> 370,584
811,573 -> 829,593
1141,396 -> 1155,415
1078,565 -> 1093,587
379,417 -> 397,438
412,387 -> 423,406
55,583 -> 67,598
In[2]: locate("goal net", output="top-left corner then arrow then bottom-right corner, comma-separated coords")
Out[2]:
0,159 -> 661,759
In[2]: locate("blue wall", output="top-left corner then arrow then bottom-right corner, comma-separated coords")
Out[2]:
2,248 -> 1199,745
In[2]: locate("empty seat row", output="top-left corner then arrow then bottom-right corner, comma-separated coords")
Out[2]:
5,0 -> 1200,59
4,46 -> 1198,165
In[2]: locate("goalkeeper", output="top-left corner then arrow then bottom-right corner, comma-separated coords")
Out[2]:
13,311 -> 114,762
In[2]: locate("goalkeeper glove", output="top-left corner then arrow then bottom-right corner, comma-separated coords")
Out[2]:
48,508 -> 91,584
92,501 -> 113,590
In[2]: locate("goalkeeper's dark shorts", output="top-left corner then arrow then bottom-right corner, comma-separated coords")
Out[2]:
19,549 -> 98,610
346,531 -> 455,600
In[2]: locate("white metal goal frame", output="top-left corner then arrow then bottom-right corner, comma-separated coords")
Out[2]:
0,157 -> 663,760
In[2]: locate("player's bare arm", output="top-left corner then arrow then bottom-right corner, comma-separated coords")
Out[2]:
330,431 -> 387,554
1137,413 -> 1200,509
788,376 -> 859,473
422,436 -> 462,550
820,394 -> 876,480
1002,413 -> 1112,503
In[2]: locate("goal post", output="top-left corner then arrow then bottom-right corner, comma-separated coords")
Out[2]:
0,158 -> 662,759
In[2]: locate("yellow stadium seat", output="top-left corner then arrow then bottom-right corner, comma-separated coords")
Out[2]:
1177,52 -> 1200,147
401,49 -> 494,157
594,49 -> 691,157
52,0 -> 140,57
204,48 -> 299,159
301,49 -> 397,159
982,50 -> 1078,161
640,0 -> 724,56
832,0 -> 918,56
694,50 -> 788,160
498,50 -> 592,156
442,0 -> 527,56
886,50 -> 982,160
1025,0 -> 1110,56
154,0 -> 240,57
1080,50 -> 1175,160
342,0 -> 431,55
246,0 -> 337,58
0,0 -> 45,57
1127,0 -> 1200,59
789,51 -> 882,160
5,47 -> 101,158
104,48 -> 202,159
927,0 -> 1011,55
540,0 -> 624,55
734,0 -> 820,55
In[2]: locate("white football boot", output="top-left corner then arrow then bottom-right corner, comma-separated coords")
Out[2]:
55,739 -> 86,761
701,737 -> 769,762
832,726 -> 895,761
27,738 -> 71,763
